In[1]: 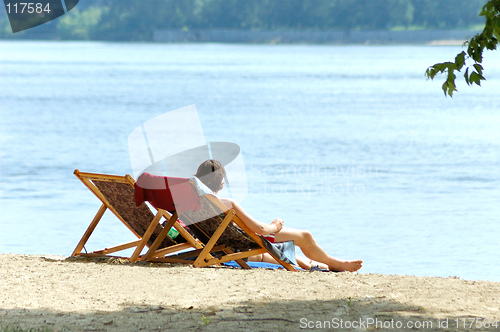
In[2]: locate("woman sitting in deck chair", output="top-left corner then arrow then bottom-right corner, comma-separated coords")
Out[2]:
195,159 -> 363,272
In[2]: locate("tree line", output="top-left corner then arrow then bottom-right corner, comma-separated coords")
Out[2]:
1,0 -> 488,40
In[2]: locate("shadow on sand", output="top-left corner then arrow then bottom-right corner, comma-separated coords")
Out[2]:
1,297 -> 485,332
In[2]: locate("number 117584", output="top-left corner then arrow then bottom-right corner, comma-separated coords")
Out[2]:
6,3 -> 51,14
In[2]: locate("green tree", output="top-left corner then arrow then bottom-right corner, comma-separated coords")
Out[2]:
388,0 -> 414,29
94,0 -> 196,41
332,0 -> 385,30
425,0 -> 499,96
57,6 -> 103,40
193,0 -> 252,29
1,0 -> 487,41
412,0 -> 485,29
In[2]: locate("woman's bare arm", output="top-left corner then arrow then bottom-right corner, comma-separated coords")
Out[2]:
219,198 -> 283,235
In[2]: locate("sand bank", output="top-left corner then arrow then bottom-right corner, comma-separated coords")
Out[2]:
0,254 -> 499,331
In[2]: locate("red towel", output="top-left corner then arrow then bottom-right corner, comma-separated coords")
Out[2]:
134,173 -> 201,214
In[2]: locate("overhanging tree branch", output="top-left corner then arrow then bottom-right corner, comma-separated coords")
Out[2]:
425,0 -> 500,97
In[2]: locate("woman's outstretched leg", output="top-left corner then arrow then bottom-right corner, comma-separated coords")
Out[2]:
274,227 -> 363,272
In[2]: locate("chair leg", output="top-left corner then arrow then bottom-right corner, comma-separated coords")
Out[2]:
223,247 -> 251,269
130,211 -> 164,263
143,211 -> 178,261
72,204 -> 107,256
193,210 -> 235,268
174,222 -> 204,250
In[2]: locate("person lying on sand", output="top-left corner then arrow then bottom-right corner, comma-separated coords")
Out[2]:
194,159 -> 363,272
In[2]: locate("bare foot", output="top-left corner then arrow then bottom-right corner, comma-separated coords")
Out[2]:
329,259 -> 363,272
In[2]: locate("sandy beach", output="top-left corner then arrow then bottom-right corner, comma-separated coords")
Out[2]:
0,254 -> 499,331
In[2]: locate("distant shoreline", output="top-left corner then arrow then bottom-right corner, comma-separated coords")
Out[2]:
0,29 -> 480,45
153,29 -> 481,45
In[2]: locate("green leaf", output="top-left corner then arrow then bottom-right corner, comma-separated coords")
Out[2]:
470,72 -> 482,86
441,79 -> 456,97
454,51 -> 466,70
444,62 -> 456,70
468,38 -> 484,63
464,67 -> 470,85
441,81 -> 449,96
429,68 -> 437,77
473,63 -> 483,74
425,67 -> 436,79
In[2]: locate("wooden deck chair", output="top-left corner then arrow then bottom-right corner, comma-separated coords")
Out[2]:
72,170 -> 203,263
139,174 -> 298,271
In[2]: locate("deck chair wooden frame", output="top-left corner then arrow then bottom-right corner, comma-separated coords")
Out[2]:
145,181 -> 298,271
72,169 -> 204,263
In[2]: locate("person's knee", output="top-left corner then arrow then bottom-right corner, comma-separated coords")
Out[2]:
296,230 -> 314,246
302,230 -> 313,242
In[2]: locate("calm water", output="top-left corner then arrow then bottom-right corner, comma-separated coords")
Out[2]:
1,41 -> 499,281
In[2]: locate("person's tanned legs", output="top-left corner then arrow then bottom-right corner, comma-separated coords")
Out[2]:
274,227 -> 363,272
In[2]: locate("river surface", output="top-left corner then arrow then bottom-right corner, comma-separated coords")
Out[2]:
1,41 -> 499,281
